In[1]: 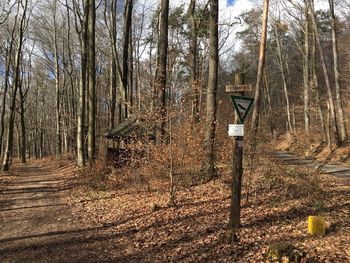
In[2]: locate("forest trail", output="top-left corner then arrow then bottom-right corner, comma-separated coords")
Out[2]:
0,161 -> 102,263
274,151 -> 350,180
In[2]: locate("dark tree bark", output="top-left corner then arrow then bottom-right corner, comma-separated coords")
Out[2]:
155,0 -> 169,144
119,0 -> 133,122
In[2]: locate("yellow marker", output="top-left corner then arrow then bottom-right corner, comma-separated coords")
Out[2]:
308,216 -> 326,236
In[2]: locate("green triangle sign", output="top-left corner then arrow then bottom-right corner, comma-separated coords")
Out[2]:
231,95 -> 254,123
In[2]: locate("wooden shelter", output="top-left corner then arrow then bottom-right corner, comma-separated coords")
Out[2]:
103,117 -> 154,167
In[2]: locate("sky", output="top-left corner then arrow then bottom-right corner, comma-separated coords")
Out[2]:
227,0 -> 235,6
137,0 -> 329,63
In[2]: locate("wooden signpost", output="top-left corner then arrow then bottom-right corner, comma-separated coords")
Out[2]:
225,73 -> 254,242
225,84 -> 252,93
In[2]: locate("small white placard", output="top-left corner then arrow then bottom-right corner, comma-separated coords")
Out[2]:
228,124 -> 244,137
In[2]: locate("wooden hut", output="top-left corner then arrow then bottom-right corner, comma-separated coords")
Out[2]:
103,117 -> 154,167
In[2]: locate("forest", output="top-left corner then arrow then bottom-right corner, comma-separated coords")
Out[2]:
0,0 -> 349,262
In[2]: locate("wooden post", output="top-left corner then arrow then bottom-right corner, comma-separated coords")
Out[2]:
226,73 -> 246,243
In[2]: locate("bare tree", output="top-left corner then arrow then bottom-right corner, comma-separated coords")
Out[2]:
188,0 -> 200,124
73,0 -> 88,166
250,0 -> 269,136
274,20 -> 293,134
303,0 -> 310,134
87,0 -> 96,161
329,0 -> 348,144
120,0 -> 133,122
103,0 -> 118,129
53,0 -> 62,156
0,14 -> 18,156
311,29 -> 326,139
3,0 -> 28,171
200,0 -> 218,181
307,0 -> 341,146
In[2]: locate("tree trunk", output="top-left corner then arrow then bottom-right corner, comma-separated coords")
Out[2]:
128,28 -> 134,112
3,0 -> 28,171
0,28 -> 15,157
19,83 -> 26,163
155,0 -> 169,144
76,0 -> 89,167
274,22 -> 293,134
87,0 -> 96,162
303,1 -> 310,134
109,0 -> 117,129
263,73 -> 276,138
189,0 -> 200,124
308,0 -> 341,146
329,0 -> 348,144
312,29 -> 326,139
53,0 -> 62,156
250,0 -> 269,136
121,0 -> 133,121
200,0 -> 218,180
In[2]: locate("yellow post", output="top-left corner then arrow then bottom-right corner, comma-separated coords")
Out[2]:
308,216 -> 326,236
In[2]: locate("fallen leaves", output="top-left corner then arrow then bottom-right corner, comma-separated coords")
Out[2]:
60,148 -> 350,262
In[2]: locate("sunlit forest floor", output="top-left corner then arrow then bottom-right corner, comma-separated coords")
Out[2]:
0,140 -> 349,262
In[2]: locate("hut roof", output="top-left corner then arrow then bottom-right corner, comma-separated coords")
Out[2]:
103,117 -> 152,139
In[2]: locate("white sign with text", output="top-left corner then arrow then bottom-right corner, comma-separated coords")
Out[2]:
228,124 -> 244,137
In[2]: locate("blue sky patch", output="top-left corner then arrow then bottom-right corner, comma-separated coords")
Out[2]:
227,0 -> 235,6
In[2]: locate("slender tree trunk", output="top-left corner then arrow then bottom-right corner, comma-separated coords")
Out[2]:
128,29 -> 134,111
200,0 -> 218,180
121,0 -> 133,121
0,8 -> 19,157
0,37 -> 15,157
65,1 -> 77,152
327,102 -> 331,149
329,0 -> 347,144
155,0 -> 169,144
308,0 -> 341,146
263,73 -> 276,138
189,0 -> 200,124
87,0 -> 96,161
312,30 -> 326,139
53,0 -> 62,156
3,0 -> 27,171
274,22 -> 293,134
108,0 -> 117,128
76,1 -> 89,167
134,3 -> 145,111
303,1 -> 310,134
19,84 -> 26,163
250,0 -> 269,136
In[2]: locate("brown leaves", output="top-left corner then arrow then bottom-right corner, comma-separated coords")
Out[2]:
61,129 -> 350,262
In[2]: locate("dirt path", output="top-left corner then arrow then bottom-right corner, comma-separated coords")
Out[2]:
274,151 -> 350,180
0,162 -> 105,263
